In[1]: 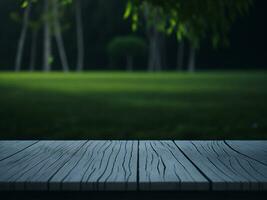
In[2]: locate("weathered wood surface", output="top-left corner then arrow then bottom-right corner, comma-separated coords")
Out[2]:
139,141 -> 209,190
0,141 -> 38,161
0,141 -> 137,191
225,141 -> 267,165
50,140 -> 138,191
0,140 -> 266,191
175,141 -> 267,191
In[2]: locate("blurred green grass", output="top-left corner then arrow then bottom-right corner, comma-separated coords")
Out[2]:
0,71 -> 266,139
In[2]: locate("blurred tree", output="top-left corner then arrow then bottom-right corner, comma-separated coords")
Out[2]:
19,0 -> 72,71
107,35 -> 147,71
43,0 -> 52,71
14,0 -> 32,71
142,2 -> 166,72
84,0 -> 132,69
176,40 -> 184,71
15,0 -> 132,71
11,0 -> 43,71
125,0 -> 253,72
75,0 -> 84,71
28,2 -> 43,71
52,0 -> 69,72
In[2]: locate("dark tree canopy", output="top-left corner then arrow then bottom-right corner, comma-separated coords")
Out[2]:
125,0 -> 253,47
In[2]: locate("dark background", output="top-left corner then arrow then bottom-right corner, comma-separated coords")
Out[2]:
0,0 -> 266,71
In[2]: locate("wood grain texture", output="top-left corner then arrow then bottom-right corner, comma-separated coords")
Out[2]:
0,141 -> 38,161
51,140 -> 138,191
139,141 -> 209,191
0,140 -> 137,191
225,141 -> 267,165
0,141 -> 87,191
1,140 -> 267,192
175,141 -> 267,191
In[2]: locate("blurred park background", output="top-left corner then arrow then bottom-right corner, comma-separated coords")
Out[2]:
0,0 -> 266,139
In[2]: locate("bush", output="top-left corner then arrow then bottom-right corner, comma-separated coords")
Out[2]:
107,35 -> 147,70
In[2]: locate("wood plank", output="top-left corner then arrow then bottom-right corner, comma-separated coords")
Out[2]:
78,140 -> 138,191
175,141 -> 267,191
17,141 -> 86,191
1,140 -> 267,192
0,140 -> 138,191
139,141 -> 209,191
0,141 -> 86,191
0,140 -> 54,190
0,141 -> 38,161
225,141 -> 267,165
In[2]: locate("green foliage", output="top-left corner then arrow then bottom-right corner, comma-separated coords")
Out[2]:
124,1 -> 139,31
123,1 -> 132,19
21,0 -> 72,7
20,0 -> 38,8
107,35 -> 147,59
125,0 -> 253,48
61,0 -> 72,6
21,1 -> 28,8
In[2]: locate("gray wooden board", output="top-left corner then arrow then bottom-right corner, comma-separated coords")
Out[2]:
175,141 -> 267,191
50,140 -> 138,191
225,141 -> 267,165
0,140 -> 138,191
0,141 -> 86,191
1,140 -> 267,192
139,141 -> 209,191
0,141 -> 38,161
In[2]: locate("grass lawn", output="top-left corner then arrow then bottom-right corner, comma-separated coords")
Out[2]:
0,71 -> 266,139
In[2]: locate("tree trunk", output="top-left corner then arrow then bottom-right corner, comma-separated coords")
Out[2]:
43,0 -> 52,72
148,34 -> 156,72
52,0 -> 69,72
148,26 -> 163,72
144,4 -> 163,72
160,33 -> 166,71
177,40 -> 184,71
126,55 -> 133,71
15,1 -> 32,71
188,44 -> 196,72
75,0 -> 84,72
29,29 -> 38,71
155,32 -> 165,71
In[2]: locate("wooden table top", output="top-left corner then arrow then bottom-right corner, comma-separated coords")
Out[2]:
0,140 -> 266,191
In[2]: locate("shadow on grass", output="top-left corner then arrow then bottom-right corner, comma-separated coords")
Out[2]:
0,72 -> 266,139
